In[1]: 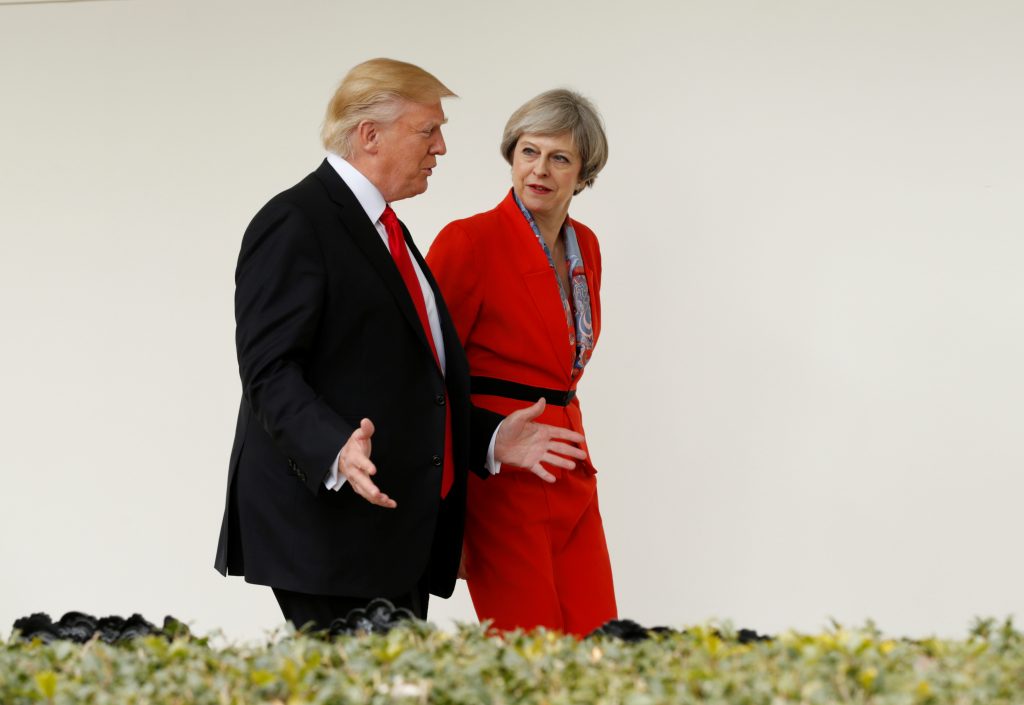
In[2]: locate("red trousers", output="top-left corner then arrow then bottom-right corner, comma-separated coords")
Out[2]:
463,467 -> 617,636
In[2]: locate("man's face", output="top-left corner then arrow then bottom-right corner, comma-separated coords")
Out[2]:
375,100 -> 447,203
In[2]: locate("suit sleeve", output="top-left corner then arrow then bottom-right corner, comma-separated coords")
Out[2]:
234,199 -> 353,494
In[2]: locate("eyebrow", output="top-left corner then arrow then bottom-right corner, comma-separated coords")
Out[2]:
418,118 -> 448,130
519,140 -> 574,154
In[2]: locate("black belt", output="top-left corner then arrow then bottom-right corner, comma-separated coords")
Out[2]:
470,376 -> 577,406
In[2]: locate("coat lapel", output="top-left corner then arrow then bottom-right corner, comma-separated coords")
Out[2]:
575,219 -> 601,347
585,266 -> 600,345
498,193 -> 574,379
313,161 -> 437,369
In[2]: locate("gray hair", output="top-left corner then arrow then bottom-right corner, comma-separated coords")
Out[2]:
500,89 -> 608,194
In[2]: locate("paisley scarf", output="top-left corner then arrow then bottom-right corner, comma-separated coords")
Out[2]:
513,192 -> 595,376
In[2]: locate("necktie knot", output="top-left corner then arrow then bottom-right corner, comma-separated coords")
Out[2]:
381,205 -> 406,256
381,205 -> 399,231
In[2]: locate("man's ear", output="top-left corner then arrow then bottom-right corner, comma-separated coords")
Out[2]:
354,120 -> 380,155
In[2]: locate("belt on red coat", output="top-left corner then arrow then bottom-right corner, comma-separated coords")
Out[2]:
470,376 -> 577,406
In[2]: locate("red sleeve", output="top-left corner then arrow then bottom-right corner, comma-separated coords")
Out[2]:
426,220 -> 484,346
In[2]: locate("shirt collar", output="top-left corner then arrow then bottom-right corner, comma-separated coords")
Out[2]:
325,152 -> 387,224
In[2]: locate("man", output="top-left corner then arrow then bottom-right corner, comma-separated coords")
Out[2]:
214,58 -> 585,630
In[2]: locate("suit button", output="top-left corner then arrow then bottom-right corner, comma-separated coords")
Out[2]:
435,394 -> 446,406
432,455 -> 442,467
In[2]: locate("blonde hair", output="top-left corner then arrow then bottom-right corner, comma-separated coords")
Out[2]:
321,58 -> 456,157
500,89 -> 609,194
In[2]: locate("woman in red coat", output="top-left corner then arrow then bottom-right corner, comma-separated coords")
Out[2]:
426,89 -> 616,636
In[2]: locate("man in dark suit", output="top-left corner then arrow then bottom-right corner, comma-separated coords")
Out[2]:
214,58 -> 586,630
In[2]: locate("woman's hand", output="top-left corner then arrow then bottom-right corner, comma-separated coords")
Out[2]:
494,399 -> 587,482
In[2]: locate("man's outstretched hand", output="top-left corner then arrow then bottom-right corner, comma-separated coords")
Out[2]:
494,399 -> 587,482
338,418 -> 397,509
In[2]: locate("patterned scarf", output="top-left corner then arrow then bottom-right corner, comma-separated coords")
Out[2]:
514,192 -> 594,376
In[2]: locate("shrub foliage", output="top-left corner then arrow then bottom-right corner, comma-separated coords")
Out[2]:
3,618 -> 1024,704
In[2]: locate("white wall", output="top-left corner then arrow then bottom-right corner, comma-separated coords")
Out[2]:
2,0 -> 1022,642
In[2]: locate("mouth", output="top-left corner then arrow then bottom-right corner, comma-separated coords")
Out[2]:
527,184 -> 552,194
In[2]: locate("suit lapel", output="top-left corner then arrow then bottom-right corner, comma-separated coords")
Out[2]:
523,270 -> 573,379
313,161 -> 437,369
411,240 -> 464,382
575,220 -> 601,346
585,266 -> 600,345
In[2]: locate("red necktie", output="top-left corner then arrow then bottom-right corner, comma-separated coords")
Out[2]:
380,206 -> 454,498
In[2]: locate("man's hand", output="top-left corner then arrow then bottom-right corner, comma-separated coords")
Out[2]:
338,418 -> 397,508
494,399 -> 587,482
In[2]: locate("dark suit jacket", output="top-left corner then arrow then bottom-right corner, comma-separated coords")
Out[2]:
214,160 -> 501,599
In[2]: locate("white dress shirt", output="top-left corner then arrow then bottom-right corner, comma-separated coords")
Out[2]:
322,154 -> 500,490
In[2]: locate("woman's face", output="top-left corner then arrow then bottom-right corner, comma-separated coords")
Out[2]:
511,132 -> 582,223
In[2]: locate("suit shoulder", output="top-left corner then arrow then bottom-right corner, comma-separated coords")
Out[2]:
243,168 -> 335,237
436,202 -> 508,246
571,216 -> 601,248
258,170 -> 326,214
429,204 -> 510,275
569,216 -> 602,271
237,174 -> 328,260
440,205 -> 502,233
569,215 -> 598,243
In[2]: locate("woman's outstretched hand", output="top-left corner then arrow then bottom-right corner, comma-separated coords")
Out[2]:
494,399 -> 587,482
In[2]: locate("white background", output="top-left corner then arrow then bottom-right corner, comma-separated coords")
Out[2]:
1,0 -> 1022,642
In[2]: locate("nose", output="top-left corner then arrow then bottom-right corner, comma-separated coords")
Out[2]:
532,158 -> 549,177
432,128 -> 447,156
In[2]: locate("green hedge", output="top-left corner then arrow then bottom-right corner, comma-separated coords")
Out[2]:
3,618 -> 1023,704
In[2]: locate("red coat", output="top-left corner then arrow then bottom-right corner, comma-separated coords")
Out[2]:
428,189 -> 616,635
427,190 -> 602,477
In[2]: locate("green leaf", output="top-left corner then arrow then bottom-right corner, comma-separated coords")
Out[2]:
34,670 -> 57,699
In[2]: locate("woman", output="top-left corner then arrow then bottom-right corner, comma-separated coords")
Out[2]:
426,89 -> 615,636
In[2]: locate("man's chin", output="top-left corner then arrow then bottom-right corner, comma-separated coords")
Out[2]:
392,181 -> 429,202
